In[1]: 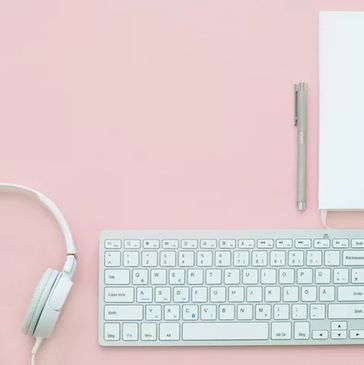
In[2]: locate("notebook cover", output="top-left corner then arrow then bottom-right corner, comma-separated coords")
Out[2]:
319,11 -> 364,211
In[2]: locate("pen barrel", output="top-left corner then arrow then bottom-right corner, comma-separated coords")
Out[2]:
297,130 -> 306,210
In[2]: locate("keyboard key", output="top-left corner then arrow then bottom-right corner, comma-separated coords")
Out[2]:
155,287 -> 171,302
160,251 -> 176,267
288,251 -> 304,266
228,286 -> 244,302
331,322 -> 347,330
352,239 -> 364,248
343,251 -> 364,266
141,323 -> 157,341
197,251 -> 213,266
104,239 -> 122,249
271,322 -> 291,340
219,304 -> 235,320
310,304 -> 325,319
105,287 -> 134,303
233,251 -> 249,266
143,239 -> 159,249
137,287 -> 153,303
162,239 -> 179,249
201,239 -> 217,248
333,239 -> 349,248
124,239 -> 141,249
150,269 -> 167,285
187,269 -> 203,284
292,304 -> 308,319
246,287 -> 262,302
215,251 -> 231,266
242,269 -> 258,284
314,239 -> 330,248
294,322 -> 310,340
142,252 -> 158,267
237,305 -> 253,319
104,322 -> 120,341
328,304 -> 364,319
178,251 -> 194,267
315,268 -> 331,284
352,269 -> 364,283
312,330 -> 328,340
123,323 -> 138,341
295,239 -> 311,248
276,239 -> 292,248
160,323 -> 180,340
273,304 -> 289,320
338,286 -> 364,301
256,305 -> 271,320
123,251 -> 139,267
164,305 -> 180,320
105,269 -> 130,285
252,251 -> 268,266
105,305 -> 143,320
349,330 -> 364,339
257,239 -> 273,249
224,269 -> 240,284
219,239 -> 235,248
181,239 -> 198,249
324,251 -> 340,266
201,305 -> 217,320
331,330 -> 346,339
192,287 -> 208,303
238,239 -> 255,248
183,305 -> 199,320
319,286 -> 335,301
206,269 -> 222,284
210,287 -> 226,302
183,323 -> 269,340
146,305 -> 162,320
105,251 -> 121,267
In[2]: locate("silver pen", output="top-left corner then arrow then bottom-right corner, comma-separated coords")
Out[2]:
294,83 -> 307,211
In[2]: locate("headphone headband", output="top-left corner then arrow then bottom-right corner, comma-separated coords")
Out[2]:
0,183 -> 77,256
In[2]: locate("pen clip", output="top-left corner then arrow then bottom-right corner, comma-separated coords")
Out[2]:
294,84 -> 299,126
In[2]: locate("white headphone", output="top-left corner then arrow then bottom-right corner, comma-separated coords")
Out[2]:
0,183 -> 77,364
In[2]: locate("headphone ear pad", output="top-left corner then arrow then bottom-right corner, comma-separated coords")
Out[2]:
22,269 -> 59,337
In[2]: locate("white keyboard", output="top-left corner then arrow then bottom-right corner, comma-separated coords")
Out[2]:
99,230 -> 364,346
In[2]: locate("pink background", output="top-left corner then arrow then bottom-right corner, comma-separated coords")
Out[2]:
1,1 -> 364,364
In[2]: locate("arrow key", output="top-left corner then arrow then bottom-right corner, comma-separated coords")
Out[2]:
349,330 -> 364,339
312,330 -> 328,340
331,330 -> 347,339
331,321 -> 347,330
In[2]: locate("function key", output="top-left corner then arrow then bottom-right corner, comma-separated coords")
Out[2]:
257,239 -> 273,248
333,239 -> 349,248
238,239 -> 255,249
219,239 -> 235,248
314,239 -> 330,248
295,239 -> 311,248
352,239 -> 364,248
201,239 -> 217,248
162,239 -> 179,249
104,239 -> 122,249
124,239 -> 141,249
181,239 -> 198,249
143,239 -> 160,249
276,239 -> 293,248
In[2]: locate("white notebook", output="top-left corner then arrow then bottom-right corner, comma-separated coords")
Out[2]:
319,11 -> 364,211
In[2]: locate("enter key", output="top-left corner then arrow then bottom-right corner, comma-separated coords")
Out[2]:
338,286 -> 364,301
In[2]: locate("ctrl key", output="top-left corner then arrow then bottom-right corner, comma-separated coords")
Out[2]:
104,323 -> 120,341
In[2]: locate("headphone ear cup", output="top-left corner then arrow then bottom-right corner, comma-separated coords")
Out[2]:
22,269 -> 59,337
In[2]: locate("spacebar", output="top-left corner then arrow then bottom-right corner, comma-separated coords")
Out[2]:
183,323 -> 269,341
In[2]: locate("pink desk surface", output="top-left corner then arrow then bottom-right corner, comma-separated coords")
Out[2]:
1,1 -> 364,364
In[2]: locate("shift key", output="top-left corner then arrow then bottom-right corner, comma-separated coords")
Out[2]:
105,305 -> 143,320
329,304 -> 364,319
